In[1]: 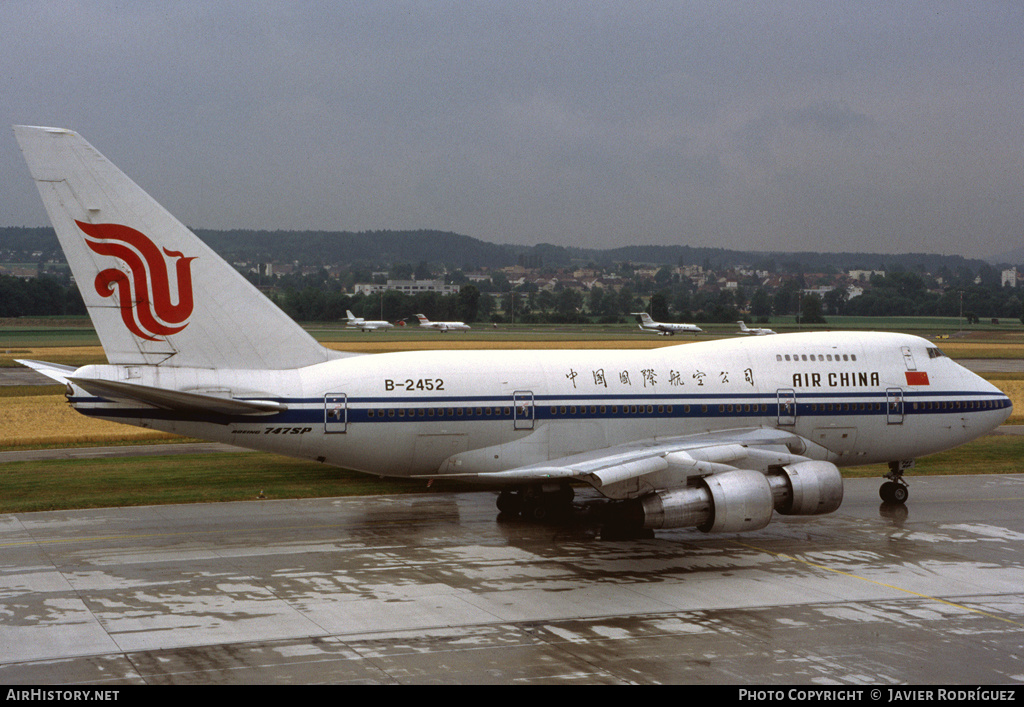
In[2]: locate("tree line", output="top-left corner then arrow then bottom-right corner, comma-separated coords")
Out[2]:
3,266 -> 1024,326
0,274 -> 85,318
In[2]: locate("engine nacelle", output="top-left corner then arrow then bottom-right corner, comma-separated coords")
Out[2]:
638,469 -> 774,533
766,460 -> 844,516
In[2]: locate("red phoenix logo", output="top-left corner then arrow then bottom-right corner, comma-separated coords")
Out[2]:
77,221 -> 197,341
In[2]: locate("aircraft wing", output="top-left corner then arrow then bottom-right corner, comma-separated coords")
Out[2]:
431,427 -> 814,494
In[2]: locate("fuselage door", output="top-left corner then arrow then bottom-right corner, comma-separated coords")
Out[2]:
886,387 -> 905,425
901,346 -> 917,371
513,390 -> 535,430
325,393 -> 348,434
777,388 -> 797,426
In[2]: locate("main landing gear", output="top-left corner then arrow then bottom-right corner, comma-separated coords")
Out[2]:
496,483 -> 575,522
880,460 -> 913,504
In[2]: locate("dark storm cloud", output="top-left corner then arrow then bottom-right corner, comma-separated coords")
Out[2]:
2,1 -> 1022,257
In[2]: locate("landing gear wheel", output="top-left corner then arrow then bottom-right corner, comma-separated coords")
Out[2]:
891,483 -> 909,504
599,500 -> 654,540
879,480 -> 909,504
496,490 -> 523,515
880,460 -> 913,505
527,503 -> 550,522
496,484 -> 575,523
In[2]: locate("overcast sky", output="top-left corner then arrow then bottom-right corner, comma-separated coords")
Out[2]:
3,1 -> 1022,258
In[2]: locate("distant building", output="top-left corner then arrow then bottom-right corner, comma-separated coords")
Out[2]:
354,279 -> 460,296
0,264 -> 38,278
1001,268 -> 1018,287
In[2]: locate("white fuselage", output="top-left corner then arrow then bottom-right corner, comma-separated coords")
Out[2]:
347,320 -> 393,331
641,322 -> 702,335
68,332 -> 1011,487
420,322 -> 470,332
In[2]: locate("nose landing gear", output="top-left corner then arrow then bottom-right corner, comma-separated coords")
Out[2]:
880,460 -> 913,504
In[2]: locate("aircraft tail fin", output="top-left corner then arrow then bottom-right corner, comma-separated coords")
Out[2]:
14,126 -> 346,369
415,314 -> 430,324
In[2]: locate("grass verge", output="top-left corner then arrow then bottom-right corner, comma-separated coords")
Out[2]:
1,436 -> 1022,514
0,452 -> 454,514
840,435 -> 1024,478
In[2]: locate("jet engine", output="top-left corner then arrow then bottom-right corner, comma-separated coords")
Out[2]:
629,461 -> 843,532
765,460 -> 844,516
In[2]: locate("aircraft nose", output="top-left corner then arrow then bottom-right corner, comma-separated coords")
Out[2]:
986,380 -> 1013,426
1000,390 -> 1013,419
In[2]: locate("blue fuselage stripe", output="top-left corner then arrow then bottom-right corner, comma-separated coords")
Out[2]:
70,390 -> 1011,425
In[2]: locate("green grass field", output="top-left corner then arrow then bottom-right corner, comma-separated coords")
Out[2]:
0,451 -> 434,513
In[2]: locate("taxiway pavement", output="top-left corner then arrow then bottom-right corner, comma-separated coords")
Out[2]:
1,474 -> 1023,684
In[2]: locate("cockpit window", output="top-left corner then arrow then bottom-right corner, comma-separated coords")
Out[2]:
927,347 -> 947,359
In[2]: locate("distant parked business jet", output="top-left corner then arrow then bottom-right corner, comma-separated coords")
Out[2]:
345,310 -> 393,332
415,314 -> 470,332
632,312 -> 702,336
738,321 -> 777,335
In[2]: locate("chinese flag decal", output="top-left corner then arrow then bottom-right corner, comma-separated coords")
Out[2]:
905,371 -> 930,386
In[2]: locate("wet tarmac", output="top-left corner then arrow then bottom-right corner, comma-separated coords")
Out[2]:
1,475 -> 1023,684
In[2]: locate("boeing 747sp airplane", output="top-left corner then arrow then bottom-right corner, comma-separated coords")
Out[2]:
633,312 -> 702,335
13,126 -> 1013,535
345,310 -> 394,332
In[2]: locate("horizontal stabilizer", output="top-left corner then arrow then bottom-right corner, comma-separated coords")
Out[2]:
15,359 -> 77,385
68,377 -> 287,417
